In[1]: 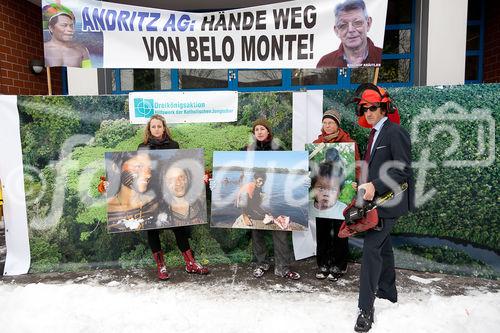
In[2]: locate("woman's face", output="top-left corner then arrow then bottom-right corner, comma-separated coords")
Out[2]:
165,167 -> 188,198
253,125 -> 269,142
149,119 -> 165,139
121,154 -> 152,193
322,118 -> 339,135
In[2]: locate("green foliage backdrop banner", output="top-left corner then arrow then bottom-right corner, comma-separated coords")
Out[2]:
17,84 -> 499,279
323,84 -> 499,279
19,92 -> 293,273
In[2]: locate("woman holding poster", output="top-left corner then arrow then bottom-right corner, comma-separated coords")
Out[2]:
312,109 -> 360,280
138,115 -> 209,280
242,119 -> 300,280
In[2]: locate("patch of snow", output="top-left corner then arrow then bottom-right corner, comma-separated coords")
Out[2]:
0,282 -> 498,332
409,275 -> 443,284
106,281 -> 120,287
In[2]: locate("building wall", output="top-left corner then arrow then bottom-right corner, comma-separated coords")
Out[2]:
483,0 -> 500,82
0,0 -> 62,95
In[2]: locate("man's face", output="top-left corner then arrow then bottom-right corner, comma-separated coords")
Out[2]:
122,154 -> 152,193
313,177 -> 339,208
334,9 -> 372,50
50,15 -> 75,42
165,167 -> 188,198
362,104 -> 386,126
255,177 -> 265,188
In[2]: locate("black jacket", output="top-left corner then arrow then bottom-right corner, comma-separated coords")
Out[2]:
138,137 -> 179,151
365,120 -> 415,218
242,138 -> 284,152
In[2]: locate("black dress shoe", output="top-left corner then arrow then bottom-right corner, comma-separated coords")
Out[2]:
354,308 -> 374,332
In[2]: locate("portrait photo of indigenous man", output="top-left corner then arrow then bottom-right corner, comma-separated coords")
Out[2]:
317,0 -> 383,68
105,151 -> 159,233
42,2 -> 92,68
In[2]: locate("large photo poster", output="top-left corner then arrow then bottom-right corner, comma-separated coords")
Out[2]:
1,85 -> 498,279
10,92 -> 293,273
293,142 -> 356,259
41,0 -> 388,69
105,149 -> 207,233
211,151 -> 309,231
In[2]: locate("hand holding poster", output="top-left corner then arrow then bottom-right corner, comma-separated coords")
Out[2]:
41,0 -> 388,69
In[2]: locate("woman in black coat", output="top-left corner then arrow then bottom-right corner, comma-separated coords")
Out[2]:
139,115 -> 208,280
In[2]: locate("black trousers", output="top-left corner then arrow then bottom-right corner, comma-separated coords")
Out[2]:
147,226 -> 191,253
316,217 -> 348,270
358,218 -> 398,311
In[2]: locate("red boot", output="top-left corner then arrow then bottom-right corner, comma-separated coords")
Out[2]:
181,249 -> 209,275
152,251 -> 170,280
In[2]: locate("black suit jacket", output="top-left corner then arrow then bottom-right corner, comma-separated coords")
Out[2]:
365,120 -> 414,218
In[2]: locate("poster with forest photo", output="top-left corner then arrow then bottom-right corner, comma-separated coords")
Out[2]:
17,92 -> 293,273
3,84 -> 499,279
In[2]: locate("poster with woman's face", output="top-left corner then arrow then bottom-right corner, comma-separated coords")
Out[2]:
105,148 -> 207,233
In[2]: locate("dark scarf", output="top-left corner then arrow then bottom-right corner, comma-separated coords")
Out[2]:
248,134 -> 275,151
148,136 -> 170,147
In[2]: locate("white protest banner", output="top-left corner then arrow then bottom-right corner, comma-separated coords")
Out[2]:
42,0 -> 388,69
128,91 -> 238,124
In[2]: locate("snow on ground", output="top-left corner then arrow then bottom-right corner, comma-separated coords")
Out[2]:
0,281 -> 498,333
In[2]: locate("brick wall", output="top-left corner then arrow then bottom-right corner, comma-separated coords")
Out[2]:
0,0 -> 62,95
483,0 -> 500,82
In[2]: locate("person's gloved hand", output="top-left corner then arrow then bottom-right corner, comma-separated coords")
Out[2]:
209,178 -> 216,191
97,176 -> 108,194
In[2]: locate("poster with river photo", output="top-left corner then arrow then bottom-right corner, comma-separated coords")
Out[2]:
211,151 -> 309,231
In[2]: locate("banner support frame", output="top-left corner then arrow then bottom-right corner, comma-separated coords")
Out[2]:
373,67 -> 380,85
46,67 -> 52,96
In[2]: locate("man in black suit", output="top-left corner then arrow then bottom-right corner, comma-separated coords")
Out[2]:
352,84 -> 413,332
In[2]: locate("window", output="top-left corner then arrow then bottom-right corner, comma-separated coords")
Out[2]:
465,0 -> 484,83
238,70 -> 282,87
292,69 -> 338,86
178,69 -> 228,89
111,69 -> 171,92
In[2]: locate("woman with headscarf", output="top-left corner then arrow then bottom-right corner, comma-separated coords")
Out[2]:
312,109 -> 360,280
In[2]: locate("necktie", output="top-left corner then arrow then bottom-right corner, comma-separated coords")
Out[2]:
364,128 -> 376,162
